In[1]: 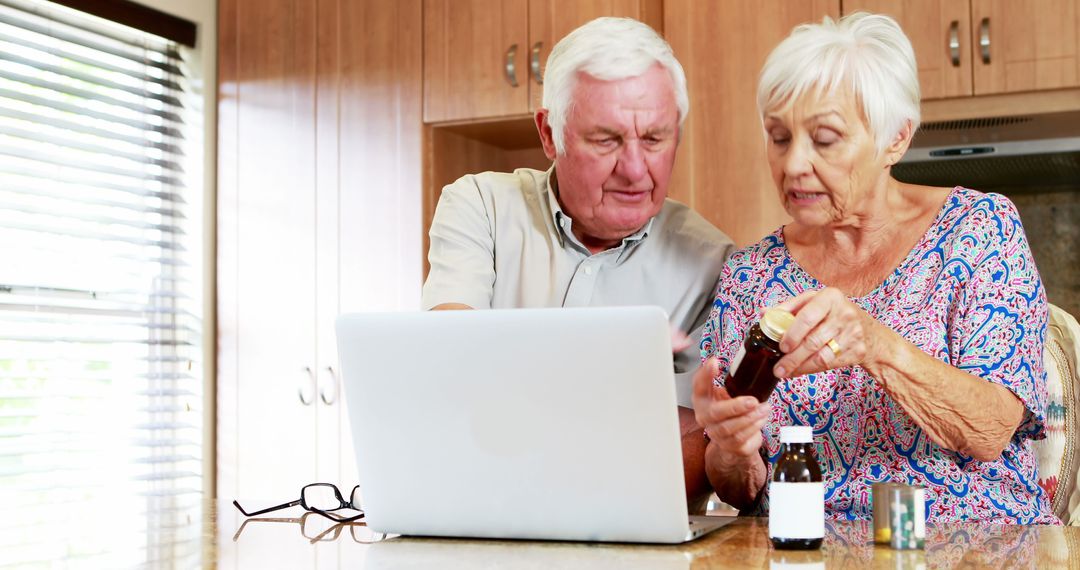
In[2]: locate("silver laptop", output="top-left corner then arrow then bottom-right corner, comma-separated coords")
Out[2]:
335,306 -> 733,543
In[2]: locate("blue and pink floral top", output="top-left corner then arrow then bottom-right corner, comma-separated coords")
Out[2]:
702,188 -> 1058,524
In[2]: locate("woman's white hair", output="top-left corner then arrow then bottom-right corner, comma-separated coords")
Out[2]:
542,17 -> 688,155
757,12 -> 921,154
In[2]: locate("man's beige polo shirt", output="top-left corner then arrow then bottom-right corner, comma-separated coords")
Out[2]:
422,166 -> 734,406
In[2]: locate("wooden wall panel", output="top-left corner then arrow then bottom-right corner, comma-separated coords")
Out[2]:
666,0 -> 840,247
337,0 -> 424,315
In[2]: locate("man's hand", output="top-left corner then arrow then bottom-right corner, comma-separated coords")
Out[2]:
431,303 -> 474,310
670,327 -> 691,353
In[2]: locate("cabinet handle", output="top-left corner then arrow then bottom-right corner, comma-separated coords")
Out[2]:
299,366 -> 315,406
320,366 -> 338,405
948,21 -> 960,67
504,44 -> 519,87
979,17 -> 991,64
530,41 -> 543,84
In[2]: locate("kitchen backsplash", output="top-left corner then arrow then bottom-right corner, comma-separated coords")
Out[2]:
1002,186 -> 1079,320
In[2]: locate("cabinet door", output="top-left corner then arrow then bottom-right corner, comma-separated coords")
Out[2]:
843,0 -> 973,99
334,0 -> 424,489
423,0 -> 529,122
972,0 -> 1080,94
527,0 -> 663,111
665,0 -> 840,247
218,0 -> 320,567
233,0 -> 319,499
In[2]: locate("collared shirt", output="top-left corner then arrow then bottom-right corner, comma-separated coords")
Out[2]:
423,166 -> 734,405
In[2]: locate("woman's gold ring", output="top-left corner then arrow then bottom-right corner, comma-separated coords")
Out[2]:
827,339 -> 842,358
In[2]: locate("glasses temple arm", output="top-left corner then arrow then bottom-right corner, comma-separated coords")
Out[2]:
232,498 -> 302,517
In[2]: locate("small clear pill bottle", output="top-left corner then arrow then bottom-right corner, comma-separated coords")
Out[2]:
769,425 -> 824,550
726,306 -> 795,402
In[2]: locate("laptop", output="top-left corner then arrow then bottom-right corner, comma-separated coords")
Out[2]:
335,306 -> 733,543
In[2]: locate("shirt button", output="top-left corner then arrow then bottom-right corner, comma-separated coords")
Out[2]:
584,265 -> 594,276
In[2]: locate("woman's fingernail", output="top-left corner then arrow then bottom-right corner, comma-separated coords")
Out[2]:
774,366 -> 786,378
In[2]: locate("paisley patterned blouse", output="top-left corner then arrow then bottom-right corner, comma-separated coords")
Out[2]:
701,188 -> 1058,524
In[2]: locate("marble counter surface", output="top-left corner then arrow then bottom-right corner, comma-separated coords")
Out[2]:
216,502 -> 1080,569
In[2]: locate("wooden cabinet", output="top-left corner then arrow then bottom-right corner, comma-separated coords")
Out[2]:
423,0 -> 529,122
970,0 -> 1080,94
423,0 -> 662,123
218,0 -> 423,567
844,0 -> 1080,99
842,0 -> 972,99
217,1 -> 321,567
665,0 -> 841,247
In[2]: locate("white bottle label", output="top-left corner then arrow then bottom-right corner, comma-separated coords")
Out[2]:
728,345 -> 747,378
769,482 -> 824,540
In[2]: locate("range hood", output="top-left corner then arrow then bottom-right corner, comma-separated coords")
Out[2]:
894,111 -> 1080,189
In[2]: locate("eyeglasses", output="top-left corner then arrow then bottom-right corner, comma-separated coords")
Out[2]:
233,483 -> 364,523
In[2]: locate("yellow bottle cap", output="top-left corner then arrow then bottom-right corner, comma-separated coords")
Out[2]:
760,307 -> 795,342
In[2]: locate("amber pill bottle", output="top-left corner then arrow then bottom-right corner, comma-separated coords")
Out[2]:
725,307 -> 795,402
769,426 -> 825,550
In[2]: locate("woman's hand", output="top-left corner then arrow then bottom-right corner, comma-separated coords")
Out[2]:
692,357 -> 770,508
771,287 -> 896,378
692,357 -> 771,460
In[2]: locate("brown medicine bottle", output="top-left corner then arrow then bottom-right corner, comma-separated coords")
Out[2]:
769,425 -> 824,550
725,307 -> 794,402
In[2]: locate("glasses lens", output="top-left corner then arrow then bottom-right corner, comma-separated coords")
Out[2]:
351,525 -> 383,544
299,513 -> 338,540
302,485 -> 341,511
349,486 -> 362,511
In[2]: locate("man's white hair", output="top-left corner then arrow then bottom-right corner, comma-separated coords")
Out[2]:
757,12 -> 921,154
542,17 -> 688,155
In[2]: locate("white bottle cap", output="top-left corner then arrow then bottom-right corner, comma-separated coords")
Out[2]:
779,425 -> 813,444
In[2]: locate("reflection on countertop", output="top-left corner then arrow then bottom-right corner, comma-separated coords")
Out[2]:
216,498 -> 1080,569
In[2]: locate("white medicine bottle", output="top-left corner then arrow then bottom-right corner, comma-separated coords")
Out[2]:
769,425 -> 824,550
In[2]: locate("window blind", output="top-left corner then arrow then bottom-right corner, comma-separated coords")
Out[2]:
0,0 -> 203,567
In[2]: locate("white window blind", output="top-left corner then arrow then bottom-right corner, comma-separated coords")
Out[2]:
0,0 -> 203,567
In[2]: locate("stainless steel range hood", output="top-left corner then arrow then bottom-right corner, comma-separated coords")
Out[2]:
894,111 -> 1080,189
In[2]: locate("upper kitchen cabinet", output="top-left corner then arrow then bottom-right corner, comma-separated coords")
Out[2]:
841,0 -> 973,99
843,0 -> 1079,99
971,0 -> 1079,94
423,0 -> 662,123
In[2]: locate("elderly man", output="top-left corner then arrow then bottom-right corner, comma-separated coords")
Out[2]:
422,17 -> 733,507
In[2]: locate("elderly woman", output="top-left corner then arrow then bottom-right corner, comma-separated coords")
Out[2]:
693,13 -> 1057,524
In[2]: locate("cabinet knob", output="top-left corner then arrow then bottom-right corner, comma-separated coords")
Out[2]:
948,21 -> 960,67
504,43 -> 519,87
299,366 -> 316,406
320,366 -> 338,405
530,41 -> 543,84
979,18 -> 991,64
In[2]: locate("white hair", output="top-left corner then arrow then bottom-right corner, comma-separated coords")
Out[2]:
757,12 -> 921,154
542,17 -> 688,155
